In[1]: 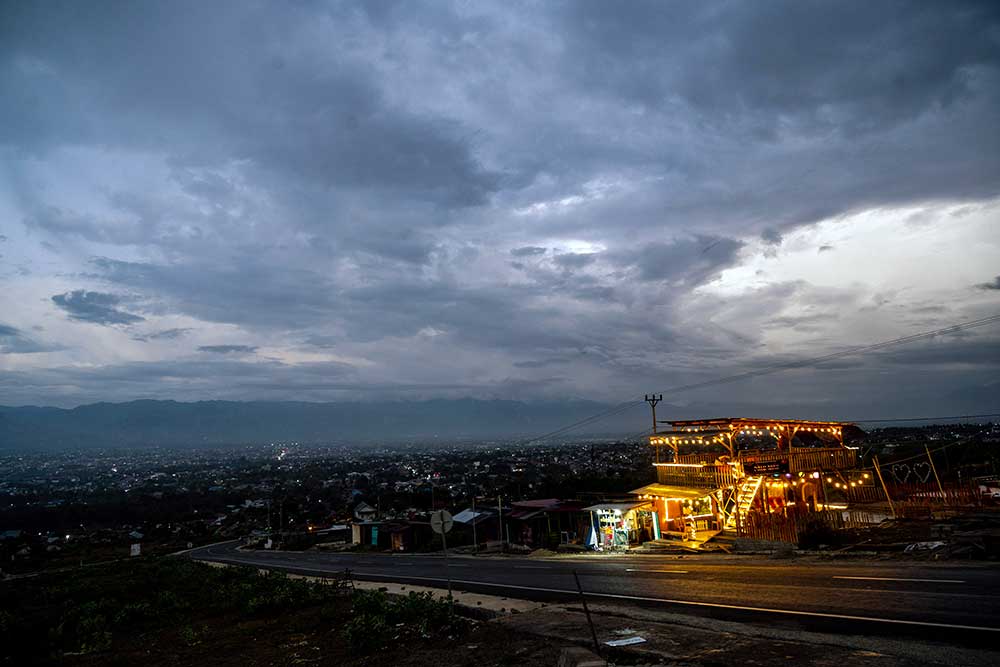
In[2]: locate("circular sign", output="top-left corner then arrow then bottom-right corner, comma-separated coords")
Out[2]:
430,509 -> 454,534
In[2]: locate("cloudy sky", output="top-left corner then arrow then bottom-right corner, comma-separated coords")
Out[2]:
1,1 -> 998,418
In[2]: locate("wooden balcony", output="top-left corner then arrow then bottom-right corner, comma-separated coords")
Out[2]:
661,447 -> 857,488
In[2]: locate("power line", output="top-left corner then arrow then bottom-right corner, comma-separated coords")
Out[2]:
516,400 -> 644,446
650,313 -> 1000,397
520,313 -> 1000,443
851,413 -> 1000,424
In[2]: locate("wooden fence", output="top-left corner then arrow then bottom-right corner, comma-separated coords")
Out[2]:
737,481 -> 987,543
737,508 -> 885,543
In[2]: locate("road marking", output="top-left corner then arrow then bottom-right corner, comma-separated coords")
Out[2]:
625,568 -> 688,574
513,565 -> 553,570
346,572 -> 1000,633
194,557 -> 1000,633
833,576 -> 965,584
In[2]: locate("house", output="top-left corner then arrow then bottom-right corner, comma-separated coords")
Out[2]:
353,501 -> 377,522
452,508 -> 498,548
507,499 -> 588,548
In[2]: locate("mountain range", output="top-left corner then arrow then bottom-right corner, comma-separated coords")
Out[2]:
0,399 -> 642,450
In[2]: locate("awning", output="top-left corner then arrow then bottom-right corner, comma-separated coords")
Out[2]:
582,501 -> 652,513
629,483 -> 716,500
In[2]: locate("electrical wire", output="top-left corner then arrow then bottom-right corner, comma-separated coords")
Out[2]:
519,313 -> 1000,443
650,313 -> 1000,397
850,413 -> 1000,424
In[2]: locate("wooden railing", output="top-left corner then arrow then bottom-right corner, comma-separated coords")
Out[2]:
664,447 -> 856,487
655,463 -> 737,489
744,447 -> 856,472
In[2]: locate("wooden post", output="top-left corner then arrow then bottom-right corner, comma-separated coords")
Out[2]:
440,525 -> 454,601
925,445 -> 945,499
873,456 -> 896,519
573,570 -> 601,656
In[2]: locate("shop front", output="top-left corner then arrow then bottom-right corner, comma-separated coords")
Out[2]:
583,500 -> 653,551
630,483 -> 721,542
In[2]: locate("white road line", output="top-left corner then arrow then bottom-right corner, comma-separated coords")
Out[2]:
348,572 -> 1000,633
198,558 -> 1000,633
833,576 -> 966,584
625,568 -> 688,574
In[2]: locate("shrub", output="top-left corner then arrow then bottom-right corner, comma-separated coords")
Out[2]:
341,589 -> 466,653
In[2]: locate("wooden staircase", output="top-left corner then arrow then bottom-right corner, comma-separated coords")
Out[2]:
724,476 -> 763,531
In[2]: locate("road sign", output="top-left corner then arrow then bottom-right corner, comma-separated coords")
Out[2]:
430,509 -> 453,534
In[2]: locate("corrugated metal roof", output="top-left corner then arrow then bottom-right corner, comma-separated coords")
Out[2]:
629,483 -> 715,500
582,501 -> 652,512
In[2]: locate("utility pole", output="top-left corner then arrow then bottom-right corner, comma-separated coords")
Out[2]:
645,394 -> 663,434
646,394 -> 663,465
471,493 -> 478,552
497,495 -> 504,546
465,476 -> 478,553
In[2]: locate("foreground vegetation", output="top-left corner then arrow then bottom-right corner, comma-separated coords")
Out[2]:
1,557 -> 550,666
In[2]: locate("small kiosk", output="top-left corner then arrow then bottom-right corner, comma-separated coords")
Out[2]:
583,500 -> 653,550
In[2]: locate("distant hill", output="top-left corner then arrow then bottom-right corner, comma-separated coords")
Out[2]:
0,399 -> 643,450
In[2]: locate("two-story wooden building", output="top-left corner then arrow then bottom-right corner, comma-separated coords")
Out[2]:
631,417 -> 860,542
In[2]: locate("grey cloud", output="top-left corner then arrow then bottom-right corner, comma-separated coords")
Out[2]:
761,228 -> 783,245
132,328 -> 192,342
1,2 -> 501,208
818,245 -> 835,253
198,345 -> 257,354
0,358 -> 477,406
0,323 -> 58,354
618,237 -> 743,283
90,257 -> 337,329
26,206 -> 149,246
51,290 -> 144,325
513,357 -> 574,369
560,2 -> 999,129
553,252 -> 597,270
976,276 -> 1000,290
1,2 -> 999,410
511,246 -> 547,257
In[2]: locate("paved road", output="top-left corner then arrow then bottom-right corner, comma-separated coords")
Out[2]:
188,541 -> 1000,646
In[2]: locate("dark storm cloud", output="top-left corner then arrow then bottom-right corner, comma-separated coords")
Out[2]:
560,1 -> 999,126
1,1 -> 998,410
51,290 -> 144,326
0,1 -> 500,208
198,345 -> 257,354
